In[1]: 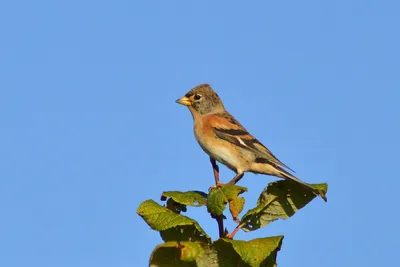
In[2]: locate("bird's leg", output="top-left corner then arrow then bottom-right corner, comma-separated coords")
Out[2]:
227,172 -> 244,185
210,157 -> 222,186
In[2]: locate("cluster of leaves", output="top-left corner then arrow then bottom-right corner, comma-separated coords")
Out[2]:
137,180 -> 327,267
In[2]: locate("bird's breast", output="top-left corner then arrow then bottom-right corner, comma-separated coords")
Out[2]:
194,123 -> 250,172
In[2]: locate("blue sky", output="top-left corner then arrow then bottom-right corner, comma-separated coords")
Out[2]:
1,1 -> 399,266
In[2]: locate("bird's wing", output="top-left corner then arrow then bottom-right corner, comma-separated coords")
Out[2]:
207,112 -> 295,172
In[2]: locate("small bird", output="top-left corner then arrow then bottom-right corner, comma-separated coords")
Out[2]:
176,83 -> 324,200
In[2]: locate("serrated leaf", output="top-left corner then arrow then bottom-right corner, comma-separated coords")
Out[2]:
213,236 -> 283,267
137,200 -> 211,243
162,191 -> 208,207
241,180 -> 328,232
207,185 -> 247,216
229,197 -> 245,222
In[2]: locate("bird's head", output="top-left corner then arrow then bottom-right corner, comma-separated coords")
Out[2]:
176,84 -> 224,115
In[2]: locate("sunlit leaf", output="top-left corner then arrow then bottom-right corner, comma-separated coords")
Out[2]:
137,200 -> 211,243
161,191 -> 208,207
207,185 -> 247,216
241,180 -> 328,231
213,236 -> 283,267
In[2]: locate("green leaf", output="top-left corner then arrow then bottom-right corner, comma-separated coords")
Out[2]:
207,185 -> 247,216
310,183 -> 328,202
211,240 -> 244,267
137,200 -> 211,243
180,242 -> 204,262
149,237 -> 282,267
149,241 -> 202,267
213,236 -> 283,267
160,226 -> 210,244
241,180 -> 328,232
162,191 -> 208,207
150,241 -> 219,267
166,198 -> 187,214
195,247 -> 219,267
229,197 -> 245,222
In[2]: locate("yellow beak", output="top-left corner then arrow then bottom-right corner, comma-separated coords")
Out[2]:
175,96 -> 192,106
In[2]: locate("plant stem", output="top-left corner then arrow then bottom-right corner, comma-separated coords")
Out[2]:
227,223 -> 243,239
216,215 -> 224,238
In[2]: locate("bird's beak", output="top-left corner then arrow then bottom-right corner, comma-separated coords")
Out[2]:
175,96 -> 192,106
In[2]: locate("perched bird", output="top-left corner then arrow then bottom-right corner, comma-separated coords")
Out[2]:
176,83 -> 325,200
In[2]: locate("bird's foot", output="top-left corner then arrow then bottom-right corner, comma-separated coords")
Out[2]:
208,181 -> 226,191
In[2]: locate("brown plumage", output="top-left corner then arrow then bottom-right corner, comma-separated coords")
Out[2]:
176,84 -> 322,199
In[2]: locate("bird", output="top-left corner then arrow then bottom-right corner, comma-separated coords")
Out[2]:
176,83 -> 325,200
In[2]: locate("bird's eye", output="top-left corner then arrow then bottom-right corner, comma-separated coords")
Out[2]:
194,94 -> 202,100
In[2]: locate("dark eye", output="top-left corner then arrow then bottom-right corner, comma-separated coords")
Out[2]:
194,94 -> 202,100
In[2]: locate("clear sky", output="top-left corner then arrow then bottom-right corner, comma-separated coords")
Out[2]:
1,1 -> 399,266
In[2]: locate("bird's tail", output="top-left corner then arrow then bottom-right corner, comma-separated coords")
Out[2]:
275,166 -> 327,201
251,161 -> 327,201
